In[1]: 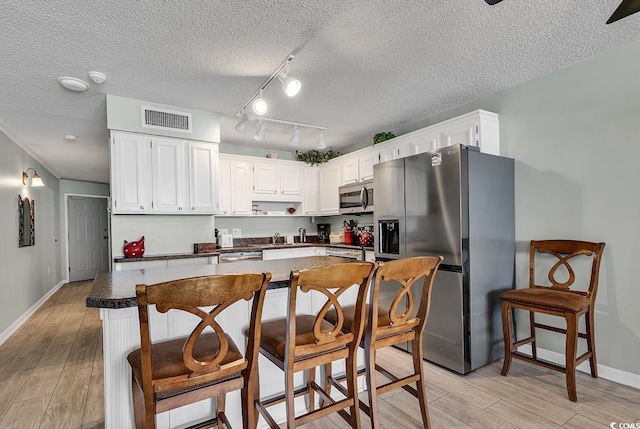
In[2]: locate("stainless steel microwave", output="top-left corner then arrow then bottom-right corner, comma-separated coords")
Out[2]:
339,180 -> 374,214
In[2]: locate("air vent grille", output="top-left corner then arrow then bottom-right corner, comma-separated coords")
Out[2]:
141,106 -> 192,133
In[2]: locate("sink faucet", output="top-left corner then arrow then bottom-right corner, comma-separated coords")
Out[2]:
272,232 -> 280,244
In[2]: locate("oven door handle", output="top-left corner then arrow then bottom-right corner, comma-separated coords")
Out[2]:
360,186 -> 367,210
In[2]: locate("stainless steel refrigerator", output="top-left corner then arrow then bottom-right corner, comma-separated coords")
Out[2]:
374,144 -> 514,374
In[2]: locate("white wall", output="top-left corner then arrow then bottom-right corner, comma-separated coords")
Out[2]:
0,131 -> 61,336
396,39 -> 640,376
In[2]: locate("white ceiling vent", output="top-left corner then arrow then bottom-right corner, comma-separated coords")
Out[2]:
141,106 -> 192,133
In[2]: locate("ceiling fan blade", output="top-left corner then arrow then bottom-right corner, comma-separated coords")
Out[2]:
607,0 -> 640,24
484,0 -> 504,4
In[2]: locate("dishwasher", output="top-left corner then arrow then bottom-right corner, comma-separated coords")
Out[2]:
218,250 -> 263,263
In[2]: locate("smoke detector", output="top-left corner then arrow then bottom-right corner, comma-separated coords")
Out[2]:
88,71 -> 107,84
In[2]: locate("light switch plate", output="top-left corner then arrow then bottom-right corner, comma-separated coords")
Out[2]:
232,228 -> 242,237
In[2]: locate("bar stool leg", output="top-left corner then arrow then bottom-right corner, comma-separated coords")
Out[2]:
216,394 -> 225,429
565,312 -> 579,402
500,300 -> 514,376
364,340 -> 379,428
585,307 -> 598,378
411,337 -> 431,429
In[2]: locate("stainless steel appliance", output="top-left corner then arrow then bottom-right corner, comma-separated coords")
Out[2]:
374,144 -> 515,374
325,247 -> 364,260
218,250 -> 263,263
339,180 -> 374,214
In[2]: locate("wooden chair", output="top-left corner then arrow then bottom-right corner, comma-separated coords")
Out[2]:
127,272 -> 271,429
500,240 -> 605,401
324,256 -> 443,428
252,262 -> 376,429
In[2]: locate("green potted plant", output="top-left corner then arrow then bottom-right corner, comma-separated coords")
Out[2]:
373,132 -> 395,145
295,149 -> 341,166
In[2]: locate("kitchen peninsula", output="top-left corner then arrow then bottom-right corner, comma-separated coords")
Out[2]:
87,256 -> 355,429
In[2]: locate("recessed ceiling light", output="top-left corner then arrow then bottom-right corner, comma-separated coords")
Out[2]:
58,77 -> 90,92
64,134 -> 77,142
88,71 -> 106,84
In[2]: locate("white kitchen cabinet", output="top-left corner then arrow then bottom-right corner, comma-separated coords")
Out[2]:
252,162 -> 279,196
151,137 -> 186,214
188,142 -> 218,213
262,247 -> 318,260
218,155 -> 252,215
438,110 -> 500,155
302,167 -> 319,215
374,142 -> 401,164
319,161 -> 341,215
252,161 -> 303,201
398,129 -> 440,158
340,154 -> 359,185
111,131 -> 219,215
358,151 -> 375,181
111,132 -> 151,213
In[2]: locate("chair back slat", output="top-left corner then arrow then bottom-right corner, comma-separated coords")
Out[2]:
371,256 -> 443,337
529,240 -> 605,299
135,273 -> 271,382
289,262 -> 376,351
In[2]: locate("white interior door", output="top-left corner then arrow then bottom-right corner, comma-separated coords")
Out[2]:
68,196 -> 109,282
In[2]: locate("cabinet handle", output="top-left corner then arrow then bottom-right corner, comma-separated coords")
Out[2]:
140,206 -> 144,210
191,207 -> 195,210
179,207 -> 183,211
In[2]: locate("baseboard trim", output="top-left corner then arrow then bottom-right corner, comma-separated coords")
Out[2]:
0,281 -> 65,345
517,344 -> 640,390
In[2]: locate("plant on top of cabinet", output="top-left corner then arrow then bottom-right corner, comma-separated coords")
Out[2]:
373,132 -> 395,144
295,149 -> 341,166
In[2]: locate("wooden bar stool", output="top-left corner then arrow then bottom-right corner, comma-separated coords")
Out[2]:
252,262 -> 376,429
127,272 -> 271,428
500,240 -> 605,401
324,256 -> 443,428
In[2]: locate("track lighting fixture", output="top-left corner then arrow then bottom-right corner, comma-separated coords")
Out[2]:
236,54 -> 302,119
316,130 -> 326,150
234,114 -> 249,134
254,121 -> 266,142
234,114 -> 326,148
289,126 -> 300,147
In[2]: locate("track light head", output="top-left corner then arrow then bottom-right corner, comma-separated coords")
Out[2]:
254,121 -> 266,142
289,126 -> 300,147
278,62 -> 301,97
316,131 -> 326,150
252,90 -> 268,115
234,114 -> 249,134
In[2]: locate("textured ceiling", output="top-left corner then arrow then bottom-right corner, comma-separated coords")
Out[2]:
1,0 -> 639,183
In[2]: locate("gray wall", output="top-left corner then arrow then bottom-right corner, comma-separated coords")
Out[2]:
396,39 -> 640,375
0,131 -> 61,336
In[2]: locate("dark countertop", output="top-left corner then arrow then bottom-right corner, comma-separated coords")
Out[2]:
113,243 -> 374,263
88,255 -> 356,309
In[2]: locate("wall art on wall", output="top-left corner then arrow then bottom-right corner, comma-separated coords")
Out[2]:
18,194 -> 35,247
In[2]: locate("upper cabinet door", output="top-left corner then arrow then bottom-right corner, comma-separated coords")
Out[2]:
188,142 -> 218,214
230,162 -> 252,215
359,152 -> 375,181
440,122 -> 476,148
279,165 -> 303,196
151,137 -> 186,213
253,163 -> 279,195
377,144 -> 400,164
341,156 -> 359,185
218,158 -> 231,215
303,167 -> 319,215
319,162 -> 341,215
111,132 -> 151,213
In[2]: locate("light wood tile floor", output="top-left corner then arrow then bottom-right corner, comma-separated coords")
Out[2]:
1,281 -> 639,428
